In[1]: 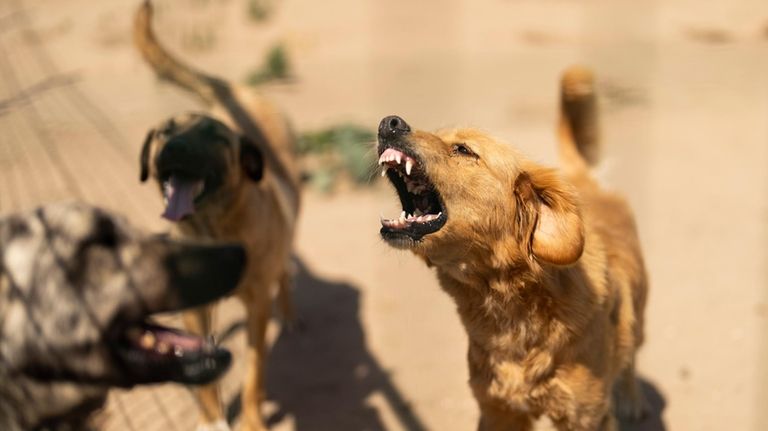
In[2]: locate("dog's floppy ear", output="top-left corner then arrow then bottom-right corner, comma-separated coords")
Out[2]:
240,135 -> 264,182
514,165 -> 584,266
139,128 -> 155,182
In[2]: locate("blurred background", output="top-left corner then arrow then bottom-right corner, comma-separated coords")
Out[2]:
1,0 -> 767,430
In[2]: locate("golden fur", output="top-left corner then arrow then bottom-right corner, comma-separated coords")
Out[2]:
134,2 -> 300,430
378,66 -> 648,430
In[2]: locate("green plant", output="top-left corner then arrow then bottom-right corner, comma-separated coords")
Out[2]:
246,44 -> 291,86
298,124 -> 377,191
247,0 -> 274,23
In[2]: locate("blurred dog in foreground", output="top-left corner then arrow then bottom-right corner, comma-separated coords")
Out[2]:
0,203 -> 245,431
135,1 -> 301,429
375,67 -> 648,430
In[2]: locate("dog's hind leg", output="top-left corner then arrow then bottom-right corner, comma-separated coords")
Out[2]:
183,305 -> 230,431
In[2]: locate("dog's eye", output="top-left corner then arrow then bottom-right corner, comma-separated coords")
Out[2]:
452,143 -> 476,158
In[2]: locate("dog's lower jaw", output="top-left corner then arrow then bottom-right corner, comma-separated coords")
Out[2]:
381,232 -> 418,250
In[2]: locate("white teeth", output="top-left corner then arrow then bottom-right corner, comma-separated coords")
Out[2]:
381,169 -> 387,177
380,210 -> 442,228
395,153 -> 402,164
405,159 -> 413,175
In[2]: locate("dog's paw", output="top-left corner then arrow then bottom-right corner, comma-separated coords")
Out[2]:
195,420 -> 231,431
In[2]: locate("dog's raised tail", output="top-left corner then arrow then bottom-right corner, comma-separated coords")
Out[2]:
558,65 -> 600,175
134,0 -> 223,106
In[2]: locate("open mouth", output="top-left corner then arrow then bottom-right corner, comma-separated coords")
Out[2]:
111,319 -> 230,386
378,147 -> 447,243
161,175 -> 206,221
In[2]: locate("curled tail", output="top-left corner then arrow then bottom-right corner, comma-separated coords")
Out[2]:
558,65 -> 600,176
133,0 -> 225,106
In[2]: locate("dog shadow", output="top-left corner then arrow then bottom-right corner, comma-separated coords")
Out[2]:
618,377 -> 667,431
225,258 -> 427,431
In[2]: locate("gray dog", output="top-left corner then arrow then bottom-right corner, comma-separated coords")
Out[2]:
0,203 -> 246,430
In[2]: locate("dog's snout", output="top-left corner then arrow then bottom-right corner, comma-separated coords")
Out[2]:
378,115 -> 411,140
163,242 -> 246,309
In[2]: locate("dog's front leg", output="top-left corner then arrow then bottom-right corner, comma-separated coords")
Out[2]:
239,289 -> 271,431
183,305 -> 230,431
476,404 -> 533,431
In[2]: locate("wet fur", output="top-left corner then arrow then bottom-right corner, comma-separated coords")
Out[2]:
135,2 -> 301,430
384,67 -> 648,430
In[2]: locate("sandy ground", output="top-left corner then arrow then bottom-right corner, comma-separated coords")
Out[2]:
1,0 -> 767,430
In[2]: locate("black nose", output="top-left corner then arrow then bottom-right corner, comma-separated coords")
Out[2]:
378,115 -> 411,140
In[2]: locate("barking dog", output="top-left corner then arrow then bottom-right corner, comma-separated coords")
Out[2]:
375,67 -> 648,430
0,203 -> 245,431
135,2 -> 301,430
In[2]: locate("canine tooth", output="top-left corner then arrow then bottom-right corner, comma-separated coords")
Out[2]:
405,159 -> 413,175
139,332 -> 156,349
381,168 -> 388,177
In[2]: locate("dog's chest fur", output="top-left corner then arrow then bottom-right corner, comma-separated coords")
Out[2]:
435,267 -> 596,416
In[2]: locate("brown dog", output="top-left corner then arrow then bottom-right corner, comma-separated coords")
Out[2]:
134,2 -> 301,430
375,66 -> 648,430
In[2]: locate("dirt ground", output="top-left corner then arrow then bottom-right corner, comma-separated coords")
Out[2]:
1,0 -> 767,430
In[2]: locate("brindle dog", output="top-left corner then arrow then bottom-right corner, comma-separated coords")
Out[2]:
135,2 -> 301,430
0,202 -> 245,431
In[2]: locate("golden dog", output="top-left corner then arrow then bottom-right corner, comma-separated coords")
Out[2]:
375,66 -> 648,430
135,2 -> 300,430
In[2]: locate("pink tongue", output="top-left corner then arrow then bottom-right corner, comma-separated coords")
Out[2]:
155,328 -> 204,350
161,176 -> 201,221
